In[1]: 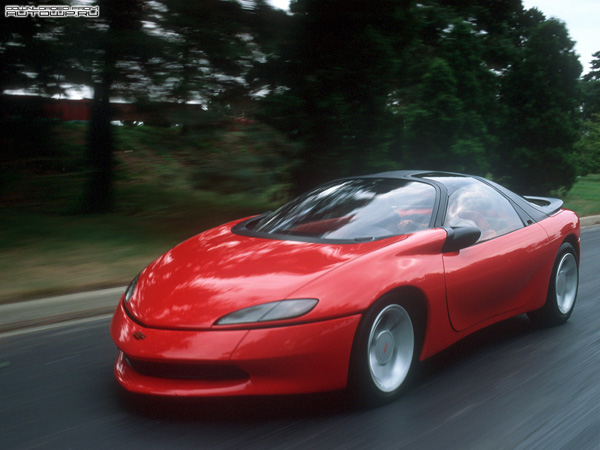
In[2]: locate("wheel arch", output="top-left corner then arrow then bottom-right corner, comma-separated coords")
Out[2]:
351,285 -> 429,367
562,234 -> 580,263
527,239 -> 579,326
376,286 -> 428,347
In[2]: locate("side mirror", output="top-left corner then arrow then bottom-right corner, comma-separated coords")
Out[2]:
442,226 -> 481,253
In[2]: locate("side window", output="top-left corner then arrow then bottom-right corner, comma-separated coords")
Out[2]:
444,180 -> 523,242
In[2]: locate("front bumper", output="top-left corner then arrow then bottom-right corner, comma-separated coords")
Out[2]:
111,301 -> 361,397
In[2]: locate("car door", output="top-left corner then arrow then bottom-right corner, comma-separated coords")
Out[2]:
441,179 -> 549,331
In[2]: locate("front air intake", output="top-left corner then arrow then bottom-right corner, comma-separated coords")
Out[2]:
125,356 -> 249,381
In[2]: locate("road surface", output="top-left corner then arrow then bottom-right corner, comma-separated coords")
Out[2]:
1,227 -> 599,449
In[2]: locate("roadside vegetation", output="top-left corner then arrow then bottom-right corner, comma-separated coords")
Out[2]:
0,121 -> 294,303
562,173 -> 600,216
1,122 -> 598,303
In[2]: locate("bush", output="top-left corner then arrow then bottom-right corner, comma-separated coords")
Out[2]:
191,124 -> 297,200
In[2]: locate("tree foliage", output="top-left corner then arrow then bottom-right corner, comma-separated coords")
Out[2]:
254,1 -> 584,194
251,0 -> 414,192
1,0 -> 593,205
498,16 -> 582,193
576,52 -> 600,175
581,51 -> 600,120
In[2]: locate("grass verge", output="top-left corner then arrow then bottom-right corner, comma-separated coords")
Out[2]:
0,186 -> 277,304
562,173 -> 600,217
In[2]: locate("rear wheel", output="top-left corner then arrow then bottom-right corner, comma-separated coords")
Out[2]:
350,299 -> 417,407
528,242 -> 578,326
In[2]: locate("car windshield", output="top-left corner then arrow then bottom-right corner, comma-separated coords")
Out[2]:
248,178 -> 436,241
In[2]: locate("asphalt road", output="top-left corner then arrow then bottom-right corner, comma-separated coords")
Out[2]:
1,227 -> 599,450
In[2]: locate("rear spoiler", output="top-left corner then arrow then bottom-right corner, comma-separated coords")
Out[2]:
523,196 -> 563,216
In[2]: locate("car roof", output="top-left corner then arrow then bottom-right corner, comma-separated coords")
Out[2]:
361,170 -> 558,222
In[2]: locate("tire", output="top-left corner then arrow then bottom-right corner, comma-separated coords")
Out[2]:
349,299 -> 418,407
528,242 -> 579,326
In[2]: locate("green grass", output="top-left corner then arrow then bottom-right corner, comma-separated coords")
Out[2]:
0,186 -> 276,303
562,173 -> 600,217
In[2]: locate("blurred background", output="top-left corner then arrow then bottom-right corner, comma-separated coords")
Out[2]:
1,0 -> 599,301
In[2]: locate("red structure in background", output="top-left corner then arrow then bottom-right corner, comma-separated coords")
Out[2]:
1,95 -> 92,121
2,94 -> 255,129
42,98 -> 92,121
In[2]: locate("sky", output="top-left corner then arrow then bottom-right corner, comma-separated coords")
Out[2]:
522,0 -> 599,73
268,0 -> 599,74
267,0 -> 290,10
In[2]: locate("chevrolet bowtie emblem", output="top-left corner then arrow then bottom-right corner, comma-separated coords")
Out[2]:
133,331 -> 146,340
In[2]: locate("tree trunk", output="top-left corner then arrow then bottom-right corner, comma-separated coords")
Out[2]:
82,72 -> 114,213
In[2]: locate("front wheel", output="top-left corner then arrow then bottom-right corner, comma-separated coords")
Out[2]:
349,300 -> 417,407
528,242 -> 579,326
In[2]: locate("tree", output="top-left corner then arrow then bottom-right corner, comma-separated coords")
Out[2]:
581,51 -> 600,120
147,0 -> 257,104
0,0 -> 66,98
403,58 -> 461,167
576,51 -> 600,174
497,14 -> 582,194
254,0 -> 415,193
77,0 -> 146,212
3,0 -> 588,202
573,114 -> 600,175
400,18 -> 495,174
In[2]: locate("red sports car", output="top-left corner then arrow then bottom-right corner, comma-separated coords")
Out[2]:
111,171 -> 580,405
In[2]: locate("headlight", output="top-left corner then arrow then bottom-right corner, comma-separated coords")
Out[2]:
216,299 -> 318,325
124,273 -> 140,304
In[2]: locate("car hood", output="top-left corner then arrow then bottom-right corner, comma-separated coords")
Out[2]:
125,220 -> 402,329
